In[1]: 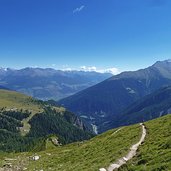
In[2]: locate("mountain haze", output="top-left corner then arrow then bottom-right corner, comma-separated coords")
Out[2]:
0,68 -> 112,100
59,60 -> 171,132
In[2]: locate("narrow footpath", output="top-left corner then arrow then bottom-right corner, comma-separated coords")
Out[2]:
99,123 -> 147,171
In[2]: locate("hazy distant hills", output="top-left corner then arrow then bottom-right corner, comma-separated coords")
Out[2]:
0,67 -> 112,100
58,60 -> 171,132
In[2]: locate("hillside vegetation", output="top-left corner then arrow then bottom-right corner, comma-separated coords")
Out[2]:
121,114 -> 171,171
0,89 -> 92,152
0,124 -> 141,171
0,114 -> 170,170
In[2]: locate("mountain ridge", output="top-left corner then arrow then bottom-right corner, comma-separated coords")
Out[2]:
58,59 -> 171,132
0,67 -> 112,100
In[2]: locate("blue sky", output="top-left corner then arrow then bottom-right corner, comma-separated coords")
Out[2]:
0,0 -> 171,73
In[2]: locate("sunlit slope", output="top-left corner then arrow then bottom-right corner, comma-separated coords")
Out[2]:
120,114 -> 171,171
0,89 -> 43,136
0,124 -> 141,171
0,89 -> 42,113
1,114 -> 170,171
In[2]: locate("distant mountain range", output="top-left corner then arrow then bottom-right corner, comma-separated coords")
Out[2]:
58,60 -> 171,132
0,67 -> 112,100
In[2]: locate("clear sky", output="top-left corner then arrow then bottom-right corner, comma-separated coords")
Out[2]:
0,0 -> 171,73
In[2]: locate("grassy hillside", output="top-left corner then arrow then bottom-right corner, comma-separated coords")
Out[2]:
0,114 -> 170,171
0,89 -> 45,136
0,124 -> 141,171
120,114 -> 171,171
0,89 -> 42,112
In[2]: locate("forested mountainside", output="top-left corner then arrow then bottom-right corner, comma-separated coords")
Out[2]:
0,89 -> 93,152
107,85 -> 171,131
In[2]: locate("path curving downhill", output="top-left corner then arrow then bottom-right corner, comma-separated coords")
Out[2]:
99,123 -> 146,171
